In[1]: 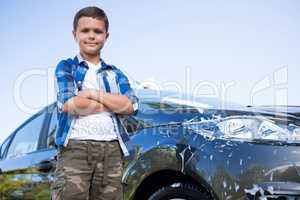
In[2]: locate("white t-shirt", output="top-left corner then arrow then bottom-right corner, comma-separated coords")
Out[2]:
69,60 -> 118,141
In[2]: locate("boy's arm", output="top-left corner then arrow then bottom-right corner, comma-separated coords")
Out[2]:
77,89 -> 133,115
96,91 -> 134,114
61,96 -> 109,116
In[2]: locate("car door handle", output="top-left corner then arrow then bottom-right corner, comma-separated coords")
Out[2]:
36,160 -> 55,172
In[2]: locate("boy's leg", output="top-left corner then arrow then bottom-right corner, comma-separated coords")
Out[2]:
52,140 -> 93,200
90,141 -> 123,200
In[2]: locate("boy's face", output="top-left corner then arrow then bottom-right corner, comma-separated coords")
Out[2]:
73,17 -> 109,57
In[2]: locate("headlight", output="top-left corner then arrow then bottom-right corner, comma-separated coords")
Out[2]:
187,115 -> 300,142
217,116 -> 292,141
293,128 -> 300,140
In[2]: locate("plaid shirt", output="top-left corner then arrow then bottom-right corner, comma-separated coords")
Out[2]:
55,55 -> 138,156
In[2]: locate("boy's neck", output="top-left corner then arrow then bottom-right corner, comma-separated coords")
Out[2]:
80,52 -> 101,65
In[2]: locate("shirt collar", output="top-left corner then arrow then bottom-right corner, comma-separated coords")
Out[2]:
76,53 -> 87,65
74,54 -> 113,71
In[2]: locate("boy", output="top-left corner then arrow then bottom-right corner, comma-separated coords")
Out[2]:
52,6 -> 138,200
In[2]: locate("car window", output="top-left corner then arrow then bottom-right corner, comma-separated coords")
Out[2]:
47,107 -> 57,148
139,101 -> 200,115
121,116 -> 148,135
6,111 -> 46,158
0,136 -> 12,158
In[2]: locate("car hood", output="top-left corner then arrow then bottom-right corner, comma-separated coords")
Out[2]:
250,105 -> 300,118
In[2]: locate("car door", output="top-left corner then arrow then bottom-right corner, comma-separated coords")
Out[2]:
0,109 -> 47,199
29,104 -> 57,200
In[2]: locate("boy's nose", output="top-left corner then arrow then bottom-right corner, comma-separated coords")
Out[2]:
88,32 -> 95,39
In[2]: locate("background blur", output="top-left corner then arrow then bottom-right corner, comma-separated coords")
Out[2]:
1,0 -> 299,142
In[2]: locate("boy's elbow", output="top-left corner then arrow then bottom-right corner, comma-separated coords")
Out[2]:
61,97 -> 77,112
126,108 -> 134,115
62,103 -> 69,112
122,103 -> 134,115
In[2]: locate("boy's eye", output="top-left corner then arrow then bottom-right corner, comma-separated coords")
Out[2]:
81,28 -> 89,33
94,29 -> 104,34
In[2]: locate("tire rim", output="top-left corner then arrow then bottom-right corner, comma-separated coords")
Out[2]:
169,199 -> 186,200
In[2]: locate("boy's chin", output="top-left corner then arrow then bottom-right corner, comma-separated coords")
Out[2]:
83,49 -> 101,56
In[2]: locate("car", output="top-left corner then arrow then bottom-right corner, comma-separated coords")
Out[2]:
1,89 -> 300,200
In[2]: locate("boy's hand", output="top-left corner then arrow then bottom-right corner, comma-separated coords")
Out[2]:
90,102 -> 110,114
78,89 -> 104,102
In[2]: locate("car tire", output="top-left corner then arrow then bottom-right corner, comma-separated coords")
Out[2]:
148,182 -> 211,200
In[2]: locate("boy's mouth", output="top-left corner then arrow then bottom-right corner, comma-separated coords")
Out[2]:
85,42 -> 98,46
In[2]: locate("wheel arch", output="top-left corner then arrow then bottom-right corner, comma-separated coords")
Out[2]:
132,169 -> 216,200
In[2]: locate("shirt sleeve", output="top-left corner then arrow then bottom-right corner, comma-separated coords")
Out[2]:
55,60 -> 76,112
116,69 -> 139,114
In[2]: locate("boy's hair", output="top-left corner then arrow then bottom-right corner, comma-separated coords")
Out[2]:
73,6 -> 109,32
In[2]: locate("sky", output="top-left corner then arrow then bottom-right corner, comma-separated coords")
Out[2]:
0,0 -> 299,142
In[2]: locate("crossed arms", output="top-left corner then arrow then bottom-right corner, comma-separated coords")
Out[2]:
61,89 -> 134,116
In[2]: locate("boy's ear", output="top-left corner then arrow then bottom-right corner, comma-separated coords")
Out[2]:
72,30 -> 77,42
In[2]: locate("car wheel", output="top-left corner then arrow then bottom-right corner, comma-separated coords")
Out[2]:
148,182 -> 211,200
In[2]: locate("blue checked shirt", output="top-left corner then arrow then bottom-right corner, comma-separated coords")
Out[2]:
55,55 -> 138,156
